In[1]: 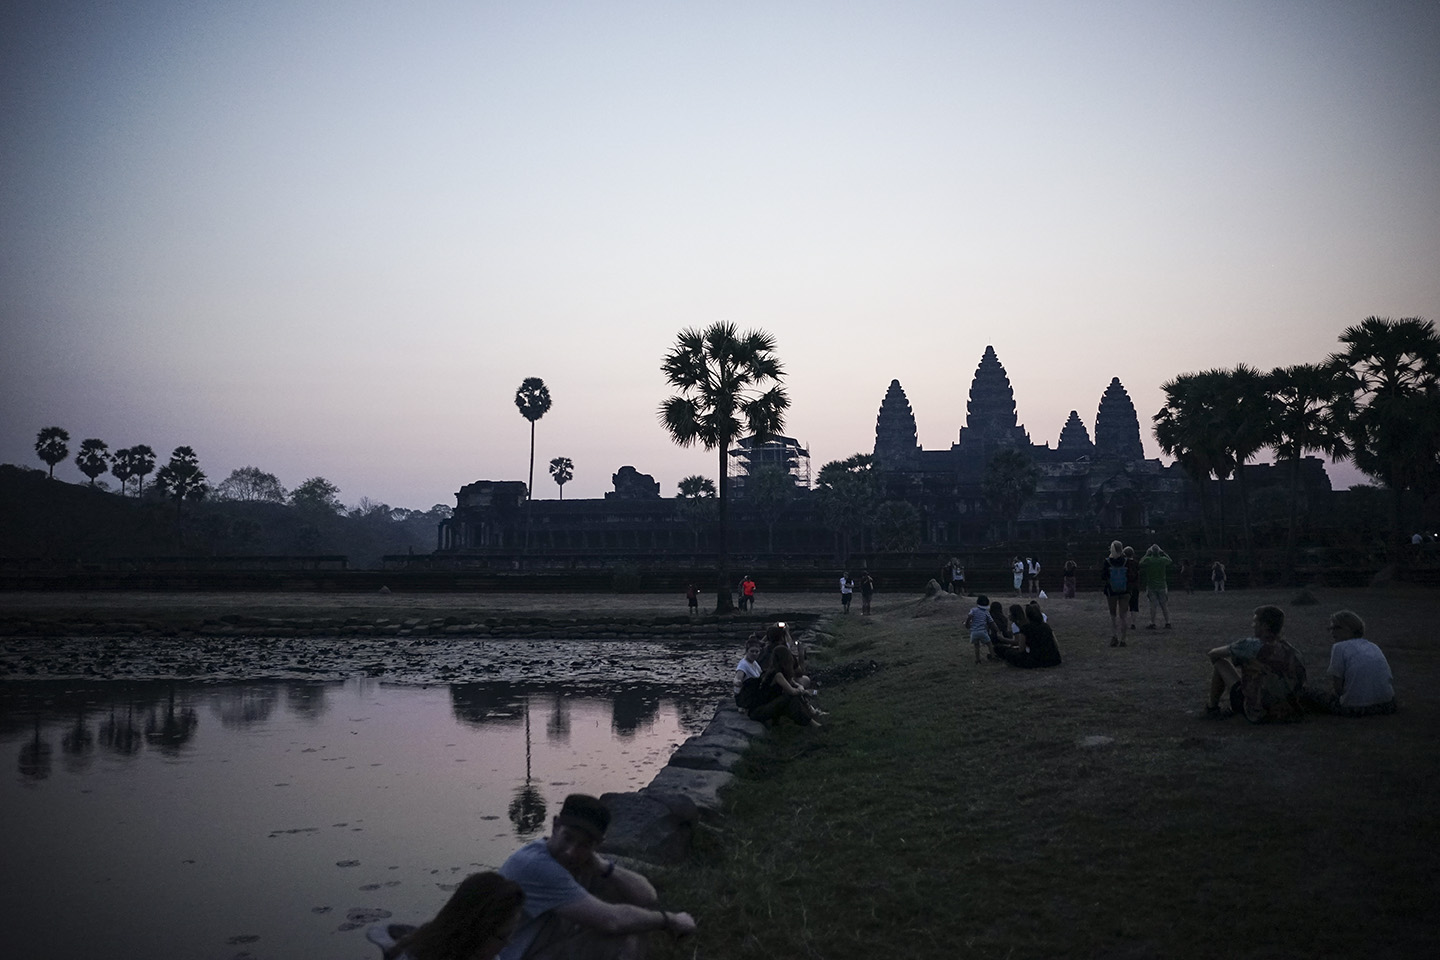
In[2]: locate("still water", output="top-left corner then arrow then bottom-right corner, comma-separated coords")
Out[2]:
0,676 -> 724,960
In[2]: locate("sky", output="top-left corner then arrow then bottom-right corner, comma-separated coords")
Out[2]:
2,0 -> 1437,509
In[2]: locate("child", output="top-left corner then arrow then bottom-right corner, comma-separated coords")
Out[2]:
966,594 -> 999,664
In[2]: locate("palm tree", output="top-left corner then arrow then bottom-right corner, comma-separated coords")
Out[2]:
548,456 -> 574,499
110,447 -> 136,495
1154,371 -> 1233,547
1219,364 -> 1273,568
514,378 -> 552,501
1330,316 -> 1440,547
816,454 -> 880,563
1267,363 -> 1352,564
129,444 -> 156,496
154,446 -> 209,536
660,323 -> 788,613
34,427 -> 69,479
74,438 -> 111,487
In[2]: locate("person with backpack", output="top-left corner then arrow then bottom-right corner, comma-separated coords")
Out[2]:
1102,540 -> 1131,648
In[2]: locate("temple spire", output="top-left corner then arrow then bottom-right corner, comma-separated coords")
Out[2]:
1094,378 -> 1144,460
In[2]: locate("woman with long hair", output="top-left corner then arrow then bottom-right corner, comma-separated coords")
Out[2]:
1102,540 -> 1131,648
372,871 -> 524,960
747,645 -> 820,727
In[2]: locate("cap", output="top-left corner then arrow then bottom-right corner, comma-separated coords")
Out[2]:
556,794 -> 610,840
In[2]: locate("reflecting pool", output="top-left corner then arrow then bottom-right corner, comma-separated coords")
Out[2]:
0,675 -> 725,960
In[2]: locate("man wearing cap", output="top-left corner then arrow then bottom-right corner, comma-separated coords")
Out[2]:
497,793 -> 697,960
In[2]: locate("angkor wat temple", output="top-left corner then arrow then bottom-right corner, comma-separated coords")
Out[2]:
435,346 -> 1329,564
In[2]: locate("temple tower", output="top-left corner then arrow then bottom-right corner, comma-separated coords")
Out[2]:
1056,410 -> 1095,456
873,379 -> 920,469
956,346 -> 1031,448
1094,378 -> 1144,460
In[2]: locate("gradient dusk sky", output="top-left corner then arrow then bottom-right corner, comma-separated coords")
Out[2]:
3,1 -> 1437,509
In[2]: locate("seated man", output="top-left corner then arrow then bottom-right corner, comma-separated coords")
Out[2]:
497,794 -> 696,960
1304,609 -> 1397,716
1205,605 -> 1307,722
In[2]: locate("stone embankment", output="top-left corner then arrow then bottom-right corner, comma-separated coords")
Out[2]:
599,622 -> 835,866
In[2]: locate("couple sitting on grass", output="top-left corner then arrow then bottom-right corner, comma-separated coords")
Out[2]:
734,622 -> 825,727
964,595 -> 1062,668
1205,605 -> 1397,722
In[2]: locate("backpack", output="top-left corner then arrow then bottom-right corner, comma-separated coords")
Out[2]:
736,675 -> 764,710
1107,560 -> 1128,594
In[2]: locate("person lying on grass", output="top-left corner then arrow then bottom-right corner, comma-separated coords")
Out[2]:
966,594 -> 999,664
996,604 -> 1062,669
1300,609 -> 1397,717
1205,604 -> 1307,722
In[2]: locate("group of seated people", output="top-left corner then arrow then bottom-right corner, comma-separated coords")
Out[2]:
1205,605 -> 1397,722
733,622 -> 826,726
964,595 -> 1063,668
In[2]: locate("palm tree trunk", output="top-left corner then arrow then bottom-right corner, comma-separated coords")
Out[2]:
1284,456 -> 1301,579
715,445 -> 734,614
524,421 -> 535,554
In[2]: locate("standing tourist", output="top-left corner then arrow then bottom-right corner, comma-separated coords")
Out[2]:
1026,556 -> 1041,596
1212,560 -> 1227,592
1138,545 -> 1173,629
839,572 -> 854,613
495,794 -> 697,960
1062,559 -> 1078,599
685,583 -> 698,616
951,561 -> 966,597
741,575 -> 756,612
965,594 -> 999,664
1011,557 -> 1025,595
860,572 -> 875,615
1102,541 -> 1131,648
1123,546 -> 1141,630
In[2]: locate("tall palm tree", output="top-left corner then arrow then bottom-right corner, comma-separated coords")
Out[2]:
1219,364 -> 1273,568
110,447 -> 136,495
514,378 -> 552,501
1330,316 -> 1440,547
981,447 -> 1038,541
129,444 -> 156,496
34,426 -> 69,479
1267,363 -> 1352,564
548,456 -> 573,499
153,446 -> 209,537
660,323 -> 788,613
1154,371 -> 1233,547
676,474 -> 717,552
74,438 -> 111,487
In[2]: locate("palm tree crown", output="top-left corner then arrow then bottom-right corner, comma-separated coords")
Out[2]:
514,378 -> 552,501
548,456 -> 573,499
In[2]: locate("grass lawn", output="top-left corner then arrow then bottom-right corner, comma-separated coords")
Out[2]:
650,585 -> 1440,960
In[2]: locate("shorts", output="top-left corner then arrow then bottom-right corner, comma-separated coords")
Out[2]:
1013,574 -> 1023,589
1128,589 -> 1140,612
969,629 -> 991,646
1147,587 -> 1169,604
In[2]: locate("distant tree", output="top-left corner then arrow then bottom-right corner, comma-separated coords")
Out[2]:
35,427 -> 69,479
153,446 -> 209,532
74,439 -> 110,486
548,456 -> 574,500
514,378 -> 552,501
676,474 -> 717,551
1266,363 -> 1352,562
425,503 -> 454,521
745,464 -> 795,554
290,477 -> 344,515
816,454 -> 880,563
1219,364 -> 1274,566
129,444 -> 157,497
874,500 -> 922,553
216,466 -> 287,503
1330,316 -> 1440,548
110,447 -> 136,495
660,323 -> 789,613
1154,371 -> 1233,547
982,448 -> 1038,541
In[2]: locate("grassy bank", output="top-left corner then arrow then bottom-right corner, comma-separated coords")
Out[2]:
650,586 -> 1439,960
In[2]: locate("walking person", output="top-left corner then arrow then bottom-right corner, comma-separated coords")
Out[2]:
1102,541 -> 1131,648
1062,559 -> 1078,599
966,593 -> 999,664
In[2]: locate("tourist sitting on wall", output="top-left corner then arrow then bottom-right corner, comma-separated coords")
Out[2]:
734,636 -> 764,709
1301,610 -> 1397,716
996,604 -> 1062,669
1205,605 -> 1307,722
747,645 -> 821,727
368,870 -> 524,960
493,794 -> 697,960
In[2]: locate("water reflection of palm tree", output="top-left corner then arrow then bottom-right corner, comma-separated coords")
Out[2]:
545,693 -> 570,744
611,689 -> 660,738
508,696 -> 547,836
284,682 -> 331,720
99,704 -> 143,756
61,707 -> 96,773
145,686 -> 199,755
18,717 -> 53,781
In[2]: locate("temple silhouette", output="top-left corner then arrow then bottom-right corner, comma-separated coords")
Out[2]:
435,346 -> 1329,565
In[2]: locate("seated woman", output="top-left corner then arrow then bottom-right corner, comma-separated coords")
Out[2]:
1303,609 -> 1397,716
369,871 -> 524,960
761,622 -> 811,689
997,604 -> 1062,668
747,645 -> 820,727
987,601 -> 1011,649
